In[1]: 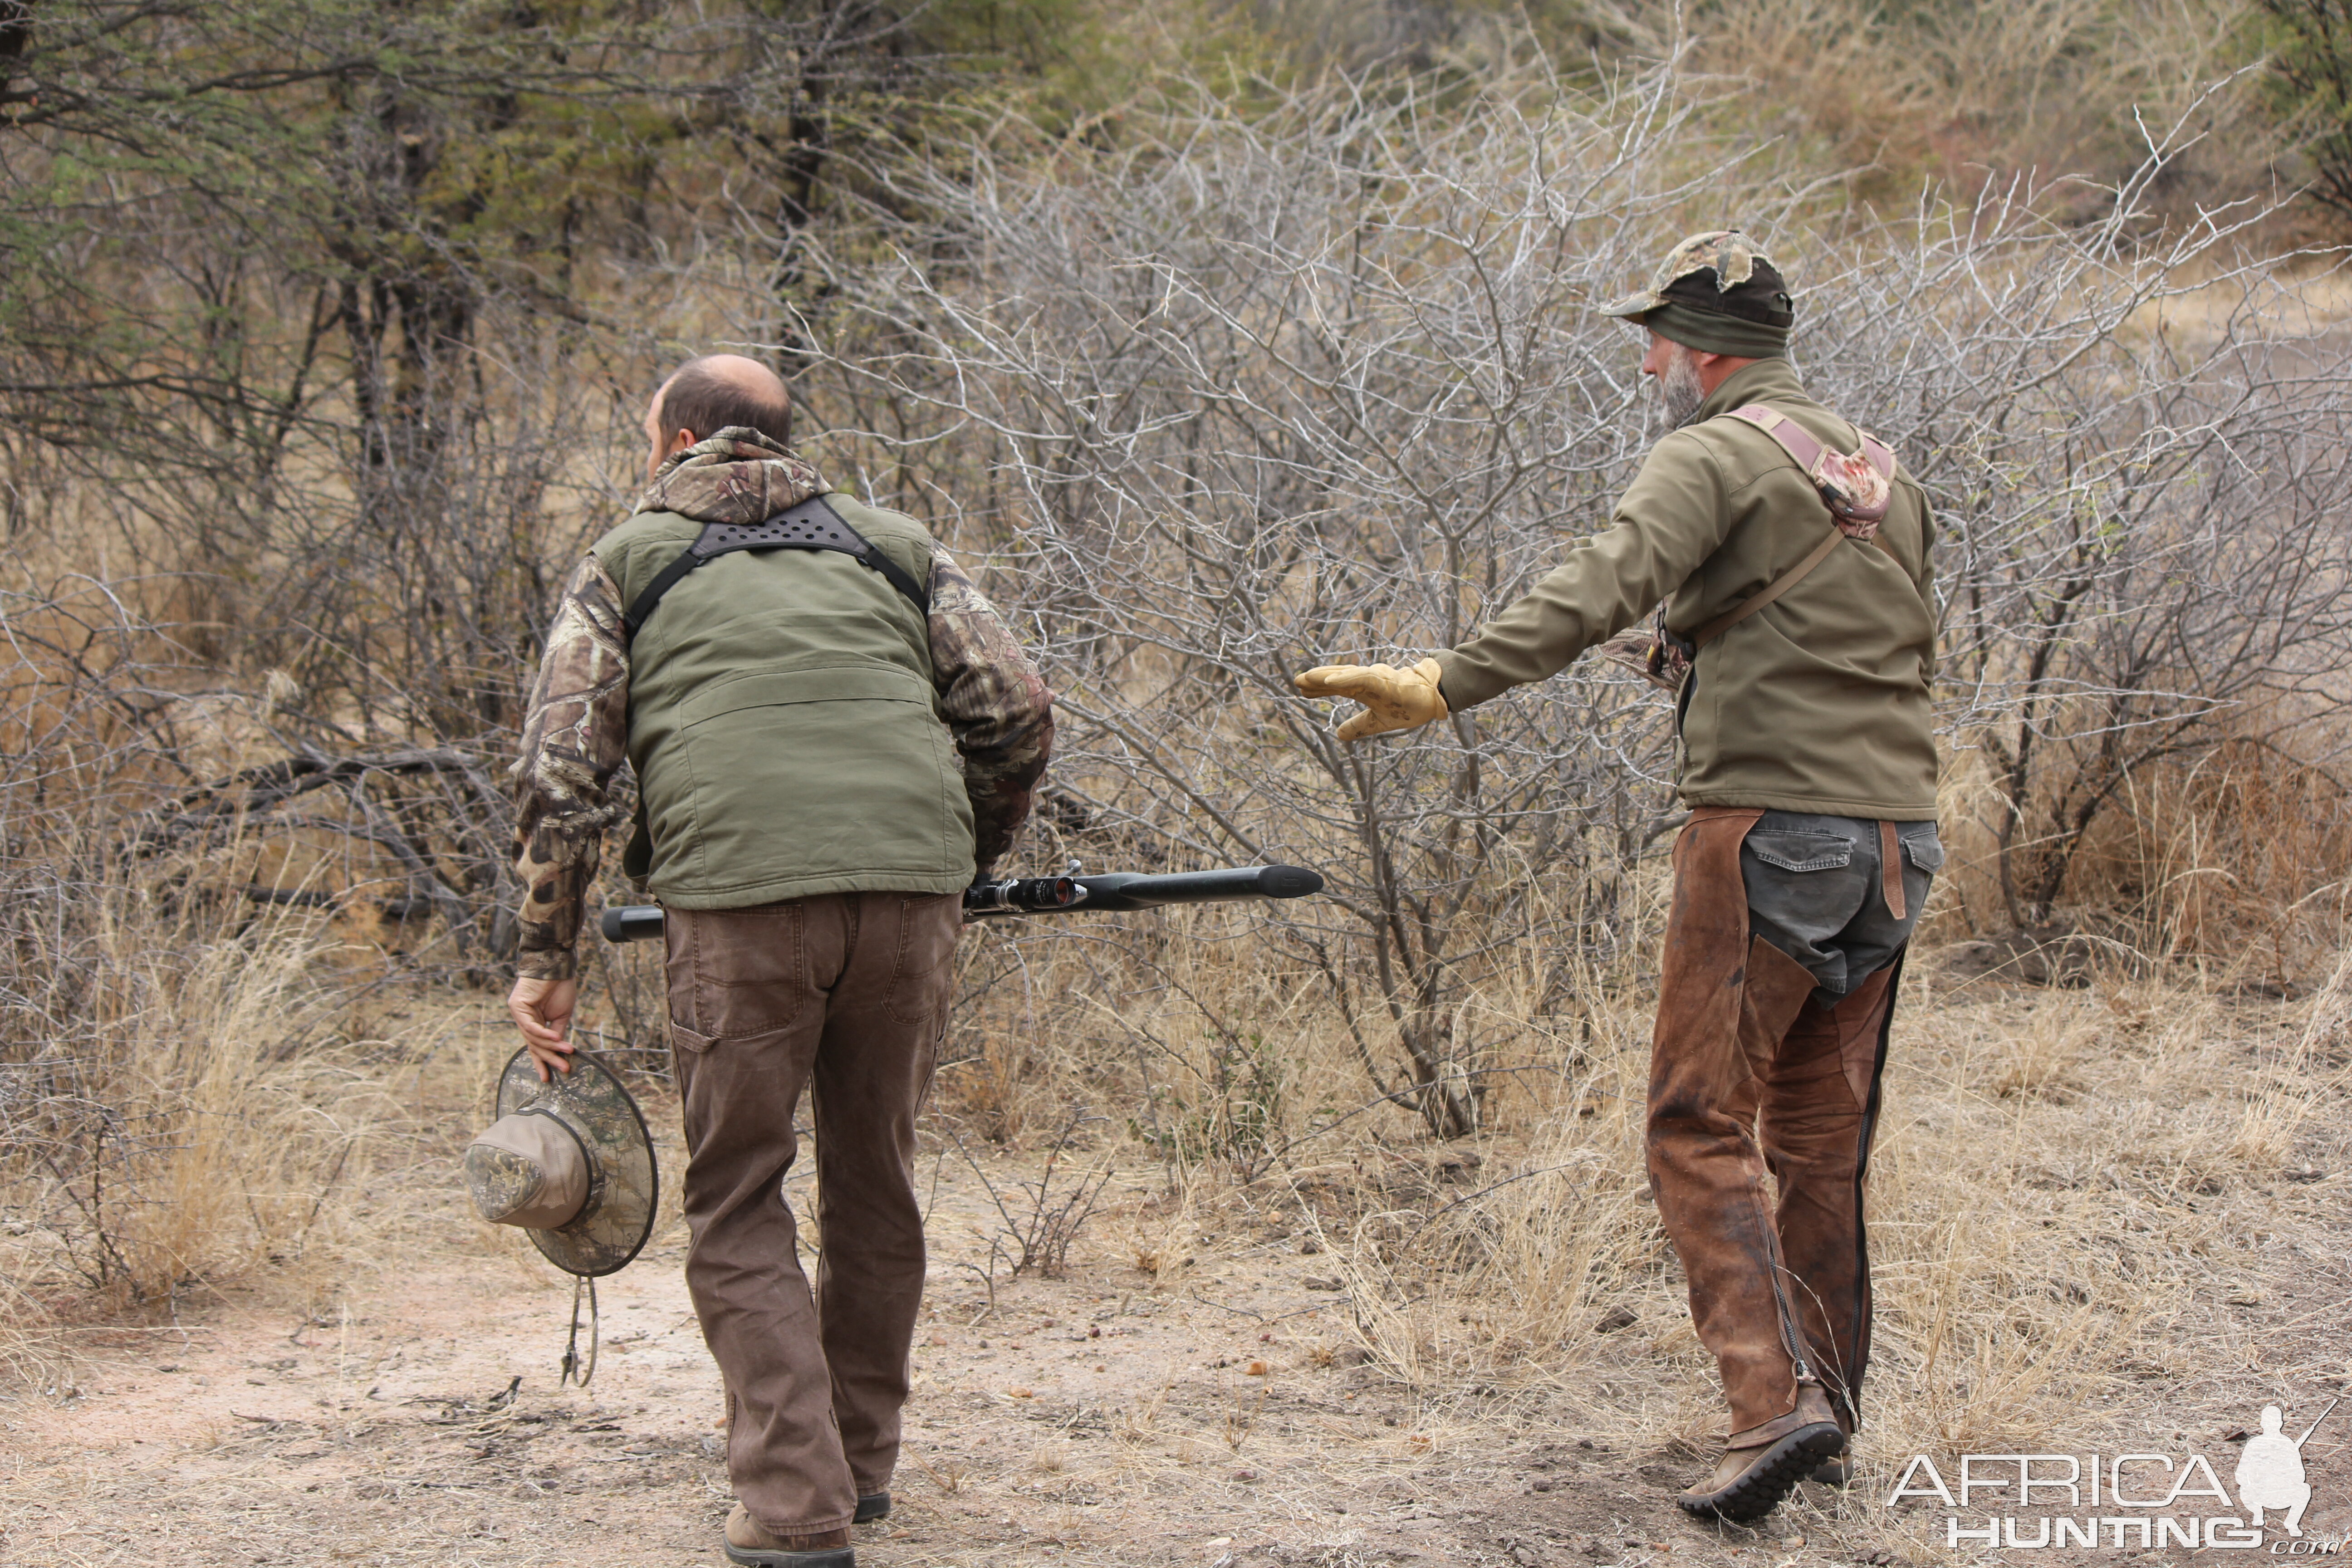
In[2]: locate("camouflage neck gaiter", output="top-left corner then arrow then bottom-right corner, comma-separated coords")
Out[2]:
633,426 -> 826,526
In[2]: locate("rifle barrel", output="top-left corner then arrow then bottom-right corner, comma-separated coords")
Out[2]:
599,905 -> 669,944
1060,865 -> 1322,913
598,864 -> 1323,942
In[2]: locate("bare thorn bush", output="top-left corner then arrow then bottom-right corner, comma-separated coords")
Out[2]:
956,1105 -> 1116,1281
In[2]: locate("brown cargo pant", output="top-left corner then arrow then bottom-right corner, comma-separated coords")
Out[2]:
663,890 -> 960,1539
1647,806 -> 1934,1448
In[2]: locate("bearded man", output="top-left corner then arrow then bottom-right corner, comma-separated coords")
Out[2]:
1296,233 -> 1942,1523
505,354 -> 1053,1566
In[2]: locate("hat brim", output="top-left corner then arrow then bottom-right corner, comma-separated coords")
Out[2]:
1598,288 -> 1664,321
493,1047 -> 659,1278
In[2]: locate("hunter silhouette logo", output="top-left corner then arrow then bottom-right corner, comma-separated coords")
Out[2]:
2240,1400 -> 2336,1537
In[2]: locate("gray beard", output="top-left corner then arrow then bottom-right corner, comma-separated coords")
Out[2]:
1660,345 -> 1708,427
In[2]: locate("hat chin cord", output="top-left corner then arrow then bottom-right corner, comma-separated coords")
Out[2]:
513,1103 -> 599,1386
503,1110 -> 600,1388
560,1273 -> 599,1389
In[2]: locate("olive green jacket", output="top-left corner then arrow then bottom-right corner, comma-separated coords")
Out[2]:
509,429 -> 1054,979
1431,358 -> 1939,820
593,492 -> 981,908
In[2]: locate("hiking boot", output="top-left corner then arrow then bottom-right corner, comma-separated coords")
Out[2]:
1808,1404 -> 1856,1486
1678,1387 -> 1845,1524
722,1503 -> 854,1567
854,1492 -> 891,1524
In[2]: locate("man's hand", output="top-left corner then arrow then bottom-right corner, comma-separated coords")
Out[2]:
1294,657 -> 1449,742
508,976 -> 579,1082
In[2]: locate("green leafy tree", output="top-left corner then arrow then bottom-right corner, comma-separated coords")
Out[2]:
2254,0 -> 2352,217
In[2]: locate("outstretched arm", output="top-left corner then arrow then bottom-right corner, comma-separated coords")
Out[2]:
1433,433 -> 1735,709
1300,430 -> 1737,739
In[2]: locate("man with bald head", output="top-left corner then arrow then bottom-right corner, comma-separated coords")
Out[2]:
507,353 -> 1054,1566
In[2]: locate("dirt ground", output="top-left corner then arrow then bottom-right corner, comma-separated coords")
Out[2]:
2,982 -> 2347,1568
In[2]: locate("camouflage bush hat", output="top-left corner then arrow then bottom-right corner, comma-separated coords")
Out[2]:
1599,230 -> 1795,358
465,1047 -> 658,1278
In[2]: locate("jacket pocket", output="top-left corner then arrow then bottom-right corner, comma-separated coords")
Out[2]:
1744,830 -> 1854,874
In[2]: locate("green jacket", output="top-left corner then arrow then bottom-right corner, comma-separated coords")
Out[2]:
593,491 -> 977,908
1432,358 -> 1939,819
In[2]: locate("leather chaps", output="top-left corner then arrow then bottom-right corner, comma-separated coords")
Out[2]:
1646,806 -> 1904,1444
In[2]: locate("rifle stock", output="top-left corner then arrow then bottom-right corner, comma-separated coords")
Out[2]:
597,864 -> 1324,943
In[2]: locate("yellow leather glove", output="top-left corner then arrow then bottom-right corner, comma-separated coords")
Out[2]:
1294,657 -> 1449,742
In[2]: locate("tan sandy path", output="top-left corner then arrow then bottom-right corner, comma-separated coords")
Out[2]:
3,1031 -> 2347,1568
0,1129 -> 1799,1568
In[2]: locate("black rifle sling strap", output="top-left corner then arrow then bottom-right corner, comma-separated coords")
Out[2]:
621,494 -> 930,638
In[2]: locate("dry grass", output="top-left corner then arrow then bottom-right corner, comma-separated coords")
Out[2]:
1929,717 -> 2352,989
1287,966 -> 2324,1454
0,897 -> 2343,1564
1682,0 -> 2281,222
0,893 -> 421,1376
2232,939 -> 2352,1164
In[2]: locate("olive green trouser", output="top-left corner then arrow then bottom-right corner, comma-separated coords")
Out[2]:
664,891 -> 959,1539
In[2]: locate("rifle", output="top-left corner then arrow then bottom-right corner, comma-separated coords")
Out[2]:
598,863 -> 1324,943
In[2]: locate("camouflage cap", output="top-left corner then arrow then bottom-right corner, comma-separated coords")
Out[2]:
1599,230 -> 1794,356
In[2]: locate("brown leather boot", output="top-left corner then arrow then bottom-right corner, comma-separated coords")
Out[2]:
1679,1384 -> 1844,1523
723,1504 -> 854,1567
1806,1419 -> 1855,1487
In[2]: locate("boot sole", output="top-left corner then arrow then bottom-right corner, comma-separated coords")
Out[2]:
722,1546 -> 855,1568
854,1492 -> 891,1523
1678,1422 -> 1845,1524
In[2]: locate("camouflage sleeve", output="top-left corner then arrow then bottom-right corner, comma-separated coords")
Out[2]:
510,555 -> 632,980
926,544 -> 1054,876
